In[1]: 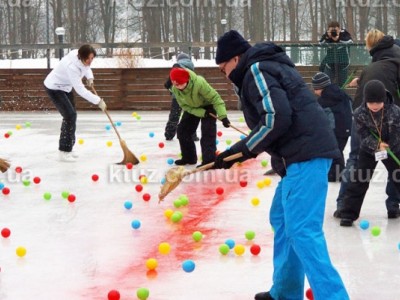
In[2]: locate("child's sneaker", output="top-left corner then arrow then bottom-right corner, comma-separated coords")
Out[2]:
59,151 -> 77,162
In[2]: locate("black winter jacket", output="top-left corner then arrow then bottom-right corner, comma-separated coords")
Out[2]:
354,91 -> 400,155
228,42 -> 340,172
318,84 -> 352,138
319,29 -> 353,65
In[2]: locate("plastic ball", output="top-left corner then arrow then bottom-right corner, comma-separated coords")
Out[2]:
192,231 -> 203,242
261,160 -> 268,167
16,246 -> 27,257
239,116 -> 245,122
170,211 -> 183,223
219,244 -> 230,255
140,154 -> 147,162
115,121 -> 122,126
173,198 -> 183,208
256,180 -> 265,189
359,220 -> 369,230
140,176 -> 148,184
239,180 -> 248,187
106,141 -> 113,147
240,134 -> 246,140
25,121 -> 31,128
215,187 -> 224,195
91,174 -> 99,182
371,226 -> 381,237
136,287 -> 150,300
105,124 -> 111,130
2,187 -> 10,195
1,228 -> 11,238
179,194 -> 189,206
43,192 -> 52,200
142,193 -> 151,201
225,239 -> 235,249
226,139 -> 232,145
158,142 -> 165,148
22,180 -> 31,187
234,244 -> 245,256
126,162 -> 133,169
398,242 -> 400,251
245,230 -> 256,241
135,184 -> 143,192
182,260 -> 195,272
136,115 -> 142,120
15,166 -> 22,173
145,258 -> 158,270
78,138 -> 84,145
0,182 -> 4,190
124,201 -> 133,210
15,123 -> 22,130
251,197 -> 260,206
148,132 -> 155,138
167,158 -> 174,165
61,191 -> 69,199
131,112 -> 137,117
131,220 -> 141,229
250,244 -> 261,255
33,176 -> 41,184
107,290 -> 120,300
4,133 -> 10,138
164,209 -> 174,219
263,177 -> 272,186
305,288 -> 314,300
158,242 -> 171,255
160,177 -> 166,184
67,194 -> 76,203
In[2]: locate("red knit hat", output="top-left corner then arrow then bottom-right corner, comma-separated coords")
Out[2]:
170,68 -> 190,85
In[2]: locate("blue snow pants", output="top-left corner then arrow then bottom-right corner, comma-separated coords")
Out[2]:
269,158 -> 349,300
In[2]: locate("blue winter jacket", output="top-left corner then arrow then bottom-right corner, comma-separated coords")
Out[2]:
229,42 -> 340,172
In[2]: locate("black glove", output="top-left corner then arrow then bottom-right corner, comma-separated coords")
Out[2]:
214,142 -> 257,169
164,78 -> 172,90
221,117 -> 230,128
271,156 -> 286,177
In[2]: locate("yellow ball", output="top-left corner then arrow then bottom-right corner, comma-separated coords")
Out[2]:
251,197 -> 260,206
16,246 -> 27,257
140,176 -> 148,184
131,112 -> 137,117
256,180 -> 265,189
15,124 -> 22,130
106,141 -> 113,147
146,258 -> 158,270
234,244 -> 245,256
158,242 -> 171,255
264,177 -> 272,186
164,209 -> 174,219
140,154 -> 147,162
78,138 -> 84,145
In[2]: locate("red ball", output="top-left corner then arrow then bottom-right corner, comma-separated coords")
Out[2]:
135,184 -> 143,192
215,187 -> 224,195
305,288 -> 314,300
143,193 -> 151,201
107,290 -> 120,300
2,187 -> 10,195
159,142 -> 165,148
239,180 -> 248,187
67,194 -> 76,203
217,131 -> 223,137
91,174 -> 99,182
15,166 -> 22,173
250,244 -> 261,255
4,133 -> 10,138
126,162 -> 133,170
1,228 -> 11,238
33,177 -> 41,184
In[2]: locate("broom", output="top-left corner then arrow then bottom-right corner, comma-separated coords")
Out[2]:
370,130 -> 400,166
158,152 -> 243,202
0,158 -> 10,173
209,113 -> 249,136
91,86 -> 139,165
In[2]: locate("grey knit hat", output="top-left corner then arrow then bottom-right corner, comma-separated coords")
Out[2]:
177,52 -> 190,61
312,72 -> 331,90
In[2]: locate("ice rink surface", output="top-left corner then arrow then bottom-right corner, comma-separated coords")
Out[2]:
0,111 -> 399,300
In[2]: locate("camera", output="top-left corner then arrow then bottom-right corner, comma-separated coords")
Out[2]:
331,30 -> 338,37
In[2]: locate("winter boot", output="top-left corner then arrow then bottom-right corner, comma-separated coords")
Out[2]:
255,291 -> 274,300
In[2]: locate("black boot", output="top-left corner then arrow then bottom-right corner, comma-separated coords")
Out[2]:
174,159 -> 196,166
388,209 -> 400,219
255,291 -> 274,300
340,218 -> 353,227
264,169 -> 276,176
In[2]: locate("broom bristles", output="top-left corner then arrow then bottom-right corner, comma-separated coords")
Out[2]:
0,158 -> 10,173
158,166 -> 187,202
119,140 -> 140,165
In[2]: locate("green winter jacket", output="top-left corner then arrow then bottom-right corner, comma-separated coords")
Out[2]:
171,70 -> 227,118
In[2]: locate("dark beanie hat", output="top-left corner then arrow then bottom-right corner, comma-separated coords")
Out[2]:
312,72 -> 331,90
216,30 -> 251,64
177,52 -> 190,61
170,68 -> 190,85
364,80 -> 386,103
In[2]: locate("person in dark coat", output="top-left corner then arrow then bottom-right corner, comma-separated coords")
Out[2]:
164,53 -> 199,141
312,72 -> 352,182
213,30 -> 349,300
336,29 -> 400,218
340,80 -> 400,226
319,21 -> 353,87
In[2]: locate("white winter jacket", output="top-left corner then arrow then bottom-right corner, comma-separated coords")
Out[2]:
44,49 -> 101,104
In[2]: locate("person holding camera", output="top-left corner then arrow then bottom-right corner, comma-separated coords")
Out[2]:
319,21 -> 353,87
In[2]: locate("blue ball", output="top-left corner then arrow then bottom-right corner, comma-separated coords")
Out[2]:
105,124 -> 111,131
0,182 -> 4,190
116,121 -> 122,126
225,239 -> 235,249
215,139 -> 219,145
398,242 -> 400,251
182,259 -> 195,272
149,132 -> 155,138
167,158 -> 174,165
161,177 -> 166,185
124,201 -> 133,210
131,220 -> 141,229
359,220 -> 369,230
240,134 -> 246,140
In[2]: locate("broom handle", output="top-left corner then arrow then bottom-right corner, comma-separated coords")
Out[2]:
91,86 -> 123,142
185,152 -> 243,175
209,113 -> 248,136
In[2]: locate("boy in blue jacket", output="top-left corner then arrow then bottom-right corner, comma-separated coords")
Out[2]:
214,30 -> 349,300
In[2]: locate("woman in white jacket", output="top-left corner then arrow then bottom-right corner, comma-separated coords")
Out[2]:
44,44 -> 107,162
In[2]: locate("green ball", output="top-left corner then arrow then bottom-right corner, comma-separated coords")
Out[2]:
192,231 -> 203,242
173,199 -> 183,208
179,194 -> 189,206
371,226 -> 381,237
171,211 -> 183,223
43,192 -> 52,201
136,287 -> 150,300
226,139 -> 232,145
239,116 -> 245,122
61,191 -> 69,199
261,160 -> 268,167
245,230 -> 256,240
22,180 -> 31,187
25,122 -> 31,128
219,244 -> 230,255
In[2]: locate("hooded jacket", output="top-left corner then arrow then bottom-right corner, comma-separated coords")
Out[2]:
171,69 -> 227,119
319,29 -> 353,65
228,42 -> 340,169
354,91 -> 400,155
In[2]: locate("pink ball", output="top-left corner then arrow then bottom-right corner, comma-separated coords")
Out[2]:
250,244 -> 261,255
135,184 -> 143,192
107,290 -> 120,300
126,162 -> 133,170
1,228 -> 11,238
143,193 -> 151,201
239,180 -> 248,187
159,142 -> 165,148
2,187 -> 10,195
91,174 -> 99,182
67,194 -> 76,203
15,166 -> 22,173
217,131 -> 223,137
215,187 -> 224,195
33,177 -> 41,184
